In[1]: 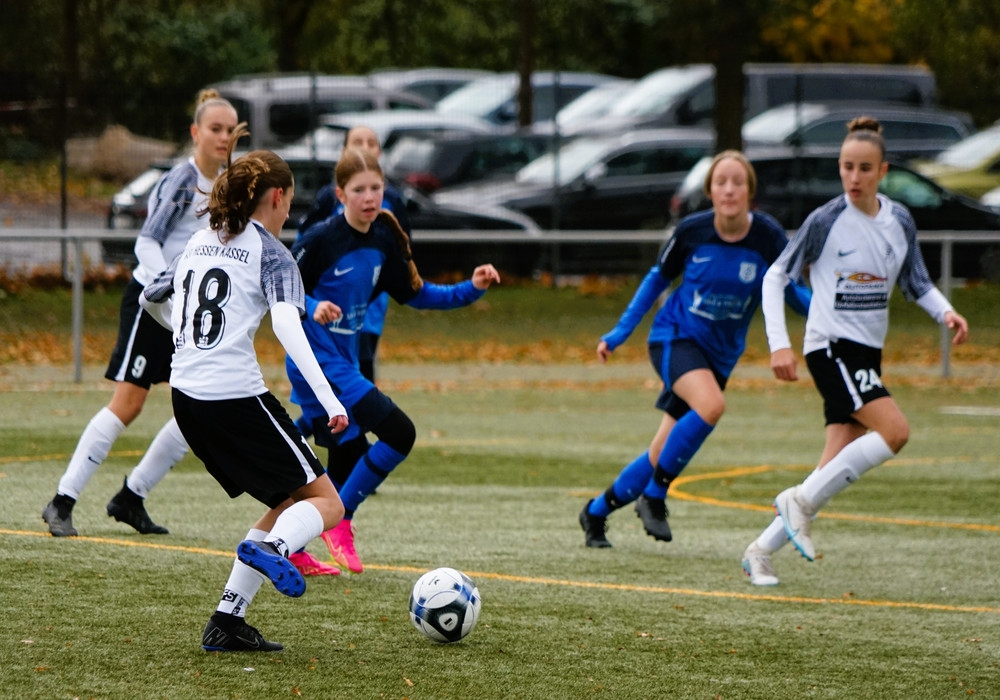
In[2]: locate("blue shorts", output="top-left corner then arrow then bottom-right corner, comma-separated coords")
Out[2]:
649,339 -> 727,420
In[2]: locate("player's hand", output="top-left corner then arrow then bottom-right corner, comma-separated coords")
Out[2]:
471,264 -> 501,290
597,340 -> 612,364
313,301 -> 343,325
770,348 -> 798,381
944,310 -> 969,345
327,414 -> 349,434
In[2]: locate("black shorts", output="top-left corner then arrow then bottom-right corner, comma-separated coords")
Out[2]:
806,339 -> 890,425
105,277 -> 174,388
649,339 -> 727,420
172,389 -> 325,509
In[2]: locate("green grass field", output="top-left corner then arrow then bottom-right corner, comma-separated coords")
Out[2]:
1,282 -> 999,699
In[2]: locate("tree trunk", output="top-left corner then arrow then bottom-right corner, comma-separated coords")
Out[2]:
517,0 -> 536,128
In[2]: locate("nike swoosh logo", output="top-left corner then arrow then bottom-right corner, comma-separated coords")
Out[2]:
691,255 -> 711,263
234,634 -> 261,649
837,249 -> 856,257
334,267 -> 354,276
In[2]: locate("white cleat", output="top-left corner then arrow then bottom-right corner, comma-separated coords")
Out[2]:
774,486 -> 816,561
742,542 -> 779,586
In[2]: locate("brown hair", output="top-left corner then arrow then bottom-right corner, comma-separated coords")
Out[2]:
336,148 -> 423,291
844,116 -> 886,159
193,88 -> 236,125
702,149 -> 757,199
207,123 -> 294,240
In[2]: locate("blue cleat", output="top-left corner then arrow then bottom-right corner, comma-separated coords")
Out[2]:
236,540 -> 306,598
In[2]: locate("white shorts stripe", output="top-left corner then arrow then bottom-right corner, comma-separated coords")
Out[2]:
833,356 -> 863,411
254,395 -> 317,486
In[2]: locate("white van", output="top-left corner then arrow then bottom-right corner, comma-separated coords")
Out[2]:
566,63 -> 938,136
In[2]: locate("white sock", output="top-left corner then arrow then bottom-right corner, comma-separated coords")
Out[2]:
799,432 -> 895,510
265,501 -> 324,557
126,418 -> 188,497
57,407 -> 126,499
755,517 -> 789,554
217,528 -> 269,618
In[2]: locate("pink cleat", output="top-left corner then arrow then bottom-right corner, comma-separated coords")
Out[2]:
321,520 -> 363,573
289,549 -> 341,577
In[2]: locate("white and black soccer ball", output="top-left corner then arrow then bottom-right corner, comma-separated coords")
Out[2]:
408,567 -> 481,643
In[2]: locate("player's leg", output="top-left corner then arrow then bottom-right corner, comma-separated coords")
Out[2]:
105,417 -> 187,534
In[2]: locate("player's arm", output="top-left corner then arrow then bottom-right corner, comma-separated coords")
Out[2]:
138,258 -> 179,330
271,301 -> 348,434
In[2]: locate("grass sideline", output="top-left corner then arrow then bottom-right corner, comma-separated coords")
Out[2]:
1,355 -> 999,699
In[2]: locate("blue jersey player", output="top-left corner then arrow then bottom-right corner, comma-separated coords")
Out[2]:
579,151 -> 811,548
287,147 -> 500,573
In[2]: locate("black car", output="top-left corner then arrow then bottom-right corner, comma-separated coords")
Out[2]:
385,131 -> 552,194
102,152 -> 336,265
432,128 -> 715,231
671,146 -> 1000,280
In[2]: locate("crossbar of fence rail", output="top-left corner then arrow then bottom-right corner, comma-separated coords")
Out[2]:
2,228 -> 997,381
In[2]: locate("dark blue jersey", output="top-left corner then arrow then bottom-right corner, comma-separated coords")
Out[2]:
602,209 -> 801,377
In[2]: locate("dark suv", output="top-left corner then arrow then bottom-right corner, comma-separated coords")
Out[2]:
385,132 -> 552,194
671,147 -> 1000,280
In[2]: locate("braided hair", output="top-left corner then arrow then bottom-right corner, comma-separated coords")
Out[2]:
207,123 -> 294,241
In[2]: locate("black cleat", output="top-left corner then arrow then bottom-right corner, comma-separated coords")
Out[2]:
106,479 -> 169,535
579,501 -> 612,548
202,613 -> 283,652
42,499 -> 78,537
634,494 -> 672,542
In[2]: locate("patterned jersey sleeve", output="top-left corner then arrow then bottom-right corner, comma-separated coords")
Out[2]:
778,197 -> 845,283
890,201 -> 937,302
140,163 -> 197,246
259,230 -> 306,315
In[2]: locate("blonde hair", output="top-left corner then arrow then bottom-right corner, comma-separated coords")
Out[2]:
207,123 -> 293,240
336,148 -> 423,291
702,150 -> 757,199
844,116 -> 886,159
193,88 -> 236,125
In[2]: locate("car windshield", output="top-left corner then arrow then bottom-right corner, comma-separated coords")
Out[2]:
437,75 -> 517,118
934,126 -> 1000,168
742,104 -> 830,142
556,83 -> 631,127
385,137 -> 436,172
516,139 -> 610,186
606,68 -> 710,119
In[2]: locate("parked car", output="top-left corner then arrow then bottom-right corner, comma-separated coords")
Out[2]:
566,63 -> 938,136
742,102 -> 974,161
289,109 -> 497,160
433,128 -> 714,230
671,146 -> 1000,280
209,73 -> 433,149
913,122 -> 1000,198
435,71 -> 619,128
981,185 -> 1000,210
102,151 -> 336,265
367,67 -> 495,104
385,131 -> 552,194
528,79 -> 635,135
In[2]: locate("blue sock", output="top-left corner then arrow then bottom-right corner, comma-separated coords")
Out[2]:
589,452 -> 654,517
339,441 -> 406,513
643,411 -> 715,500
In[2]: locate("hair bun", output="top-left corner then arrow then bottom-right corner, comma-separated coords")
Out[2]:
847,116 -> 883,135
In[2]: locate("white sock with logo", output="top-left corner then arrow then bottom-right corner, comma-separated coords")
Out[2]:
266,501 -> 324,557
217,528 -> 268,618
799,432 -> 895,510
58,407 -> 126,499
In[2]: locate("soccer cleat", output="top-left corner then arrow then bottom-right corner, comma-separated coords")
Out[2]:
774,486 -> 816,561
578,501 -> 612,548
742,542 -> 780,586
634,494 -> 672,542
42,500 -> 78,537
202,613 -> 283,652
321,520 -> 364,573
106,479 -> 169,534
289,549 -> 341,577
236,540 -> 306,597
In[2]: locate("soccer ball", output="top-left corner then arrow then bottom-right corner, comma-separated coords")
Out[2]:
408,567 -> 481,643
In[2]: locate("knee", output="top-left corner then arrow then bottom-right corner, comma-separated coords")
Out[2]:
375,408 -> 416,455
697,395 -> 725,426
884,421 -> 909,454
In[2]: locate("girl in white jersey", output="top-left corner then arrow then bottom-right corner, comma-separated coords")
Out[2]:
43,90 -> 239,538
742,117 -> 969,586
141,124 -> 349,652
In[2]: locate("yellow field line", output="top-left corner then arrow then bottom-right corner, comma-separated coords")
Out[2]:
4,528 -> 998,615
